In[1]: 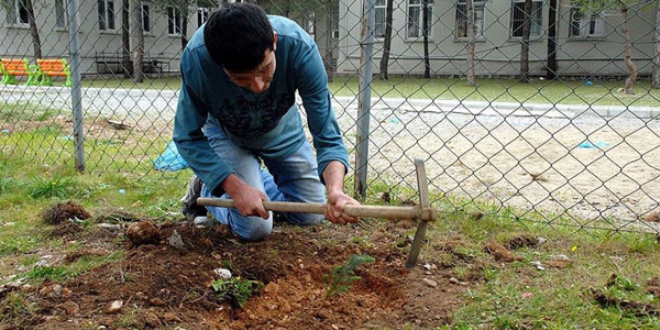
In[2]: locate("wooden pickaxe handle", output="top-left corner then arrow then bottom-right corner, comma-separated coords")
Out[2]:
196,198 -> 437,222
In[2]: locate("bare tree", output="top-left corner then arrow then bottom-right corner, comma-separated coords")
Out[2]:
379,0 -> 393,80
131,0 -> 144,83
122,0 -> 132,78
1,0 -> 43,60
466,0 -> 475,86
519,0 -> 532,82
422,0 -> 430,78
620,1 -> 637,94
653,0 -> 660,88
546,0 -> 558,80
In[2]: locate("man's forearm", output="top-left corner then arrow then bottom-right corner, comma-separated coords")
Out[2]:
322,161 -> 347,194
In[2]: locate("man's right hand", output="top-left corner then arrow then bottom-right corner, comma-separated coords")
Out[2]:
221,174 -> 269,219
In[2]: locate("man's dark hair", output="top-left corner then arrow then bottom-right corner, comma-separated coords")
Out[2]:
204,3 -> 274,72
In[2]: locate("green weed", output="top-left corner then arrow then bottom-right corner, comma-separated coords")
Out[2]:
325,254 -> 375,297
211,277 -> 264,308
29,176 -> 75,199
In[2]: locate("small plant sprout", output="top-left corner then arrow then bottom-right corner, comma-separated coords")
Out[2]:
324,254 -> 375,297
211,277 -> 264,308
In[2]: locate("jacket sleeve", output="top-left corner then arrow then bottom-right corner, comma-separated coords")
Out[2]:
173,51 -> 233,195
295,42 -> 349,181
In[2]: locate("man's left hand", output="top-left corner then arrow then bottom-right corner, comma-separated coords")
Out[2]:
325,190 -> 360,225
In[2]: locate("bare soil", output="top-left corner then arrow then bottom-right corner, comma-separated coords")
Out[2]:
0,204 -> 479,330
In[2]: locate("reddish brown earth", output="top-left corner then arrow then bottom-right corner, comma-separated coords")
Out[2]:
1,205 -> 474,330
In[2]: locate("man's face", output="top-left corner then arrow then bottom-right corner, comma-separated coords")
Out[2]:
224,38 -> 277,93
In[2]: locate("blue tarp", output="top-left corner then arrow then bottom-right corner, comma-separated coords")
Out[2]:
154,141 -> 188,171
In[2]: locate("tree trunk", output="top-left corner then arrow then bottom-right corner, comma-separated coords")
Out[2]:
181,7 -> 189,50
466,0 -> 475,86
324,0 -> 335,82
520,0 -> 531,82
621,3 -> 637,94
122,0 -> 132,78
131,0 -> 144,83
379,0 -> 393,80
546,0 -> 558,80
422,0 -> 430,78
652,1 -> 660,88
24,0 -> 42,60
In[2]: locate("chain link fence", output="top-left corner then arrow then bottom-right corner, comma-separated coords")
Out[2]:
1,0 -> 659,234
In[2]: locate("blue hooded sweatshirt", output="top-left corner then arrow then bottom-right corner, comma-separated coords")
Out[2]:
173,15 -> 348,195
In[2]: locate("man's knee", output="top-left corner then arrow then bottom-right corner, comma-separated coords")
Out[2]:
288,213 -> 324,226
231,217 -> 273,241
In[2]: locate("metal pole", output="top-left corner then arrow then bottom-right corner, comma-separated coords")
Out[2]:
354,0 -> 375,199
67,0 -> 85,172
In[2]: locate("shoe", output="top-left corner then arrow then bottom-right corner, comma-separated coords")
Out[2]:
181,176 -> 207,221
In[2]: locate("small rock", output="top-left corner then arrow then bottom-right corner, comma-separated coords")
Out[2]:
167,230 -> 185,250
162,312 -> 181,322
58,301 -> 80,315
106,300 -> 123,314
422,278 -> 438,288
150,298 -> 167,306
448,277 -> 459,285
144,312 -> 162,328
264,282 -> 279,294
39,284 -> 63,297
423,263 -> 432,271
530,261 -> 545,270
213,268 -> 232,280
331,325 -> 339,330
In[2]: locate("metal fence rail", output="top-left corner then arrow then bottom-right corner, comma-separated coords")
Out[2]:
1,0 -> 659,234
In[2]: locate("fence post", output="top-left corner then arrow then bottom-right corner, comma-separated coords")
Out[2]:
67,0 -> 85,172
354,0 -> 375,199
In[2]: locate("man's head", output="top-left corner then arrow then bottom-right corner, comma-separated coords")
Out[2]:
204,3 -> 277,93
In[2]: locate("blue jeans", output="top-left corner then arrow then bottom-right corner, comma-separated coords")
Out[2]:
200,123 -> 326,241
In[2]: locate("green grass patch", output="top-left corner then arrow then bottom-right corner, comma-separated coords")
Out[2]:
78,76 -> 660,107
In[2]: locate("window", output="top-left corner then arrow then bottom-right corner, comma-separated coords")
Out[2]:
307,12 -> 315,37
198,7 -> 210,28
570,0 -> 604,37
142,2 -> 151,33
98,0 -> 116,31
455,0 -> 485,38
374,0 -> 386,38
167,6 -> 182,35
6,0 -> 29,26
331,4 -> 339,39
407,0 -> 433,39
510,0 -> 542,38
55,0 -> 67,29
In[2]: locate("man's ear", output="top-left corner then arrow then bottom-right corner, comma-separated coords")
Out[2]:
273,32 -> 278,51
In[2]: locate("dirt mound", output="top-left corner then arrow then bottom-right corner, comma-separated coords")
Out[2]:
2,219 -> 468,329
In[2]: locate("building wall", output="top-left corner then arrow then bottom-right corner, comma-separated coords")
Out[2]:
0,1 -> 204,75
336,0 -> 656,77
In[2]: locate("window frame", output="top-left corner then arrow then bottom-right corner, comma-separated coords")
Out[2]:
569,0 -> 605,38
455,0 -> 486,39
509,0 -> 543,39
197,6 -> 210,28
406,0 -> 434,40
98,0 -> 117,32
142,2 -> 151,33
6,0 -> 30,27
166,5 -> 183,36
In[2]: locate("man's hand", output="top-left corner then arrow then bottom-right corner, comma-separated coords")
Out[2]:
325,190 -> 360,224
221,174 -> 269,219
322,161 -> 360,225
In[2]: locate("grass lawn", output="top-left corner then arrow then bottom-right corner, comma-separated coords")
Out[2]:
1,115 -> 659,329
77,75 -> 660,107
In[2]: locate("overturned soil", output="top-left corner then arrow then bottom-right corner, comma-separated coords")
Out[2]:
1,210 -> 474,330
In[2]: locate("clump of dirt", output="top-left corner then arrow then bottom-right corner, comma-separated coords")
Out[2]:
1,216 -> 470,330
508,234 -> 541,250
125,221 -> 161,245
50,221 -> 84,237
41,200 -> 91,225
484,240 -> 523,262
